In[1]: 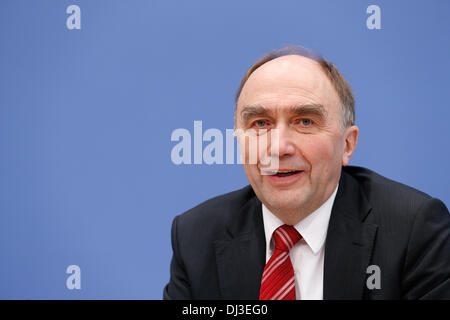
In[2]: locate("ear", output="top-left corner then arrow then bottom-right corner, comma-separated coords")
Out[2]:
342,125 -> 359,166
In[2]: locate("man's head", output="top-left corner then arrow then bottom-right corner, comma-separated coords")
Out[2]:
235,46 -> 358,225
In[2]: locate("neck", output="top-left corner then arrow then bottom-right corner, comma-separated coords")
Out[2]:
263,184 -> 339,226
265,205 -> 315,226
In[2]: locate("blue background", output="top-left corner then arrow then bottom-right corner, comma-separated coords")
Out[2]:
0,0 -> 449,299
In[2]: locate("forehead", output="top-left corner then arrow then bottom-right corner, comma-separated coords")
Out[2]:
237,55 -> 340,114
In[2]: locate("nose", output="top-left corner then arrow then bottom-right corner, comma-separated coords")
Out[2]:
272,123 -> 296,158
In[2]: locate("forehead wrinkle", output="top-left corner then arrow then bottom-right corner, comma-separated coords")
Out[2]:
239,55 -> 341,115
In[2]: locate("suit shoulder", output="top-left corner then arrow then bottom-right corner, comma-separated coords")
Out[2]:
344,166 -> 433,214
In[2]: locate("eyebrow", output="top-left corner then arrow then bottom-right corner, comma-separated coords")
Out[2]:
240,103 -> 327,124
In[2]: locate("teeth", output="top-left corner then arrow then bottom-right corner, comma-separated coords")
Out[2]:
262,170 -> 301,175
274,170 -> 300,177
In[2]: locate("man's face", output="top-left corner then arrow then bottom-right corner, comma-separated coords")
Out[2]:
235,55 -> 358,224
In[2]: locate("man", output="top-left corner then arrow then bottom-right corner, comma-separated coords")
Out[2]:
163,46 -> 450,300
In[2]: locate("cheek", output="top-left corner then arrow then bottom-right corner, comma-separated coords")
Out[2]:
237,134 -> 271,166
237,134 -> 257,163
243,163 -> 261,184
298,136 -> 338,171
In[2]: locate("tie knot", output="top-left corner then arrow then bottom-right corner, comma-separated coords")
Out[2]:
273,225 -> 302,252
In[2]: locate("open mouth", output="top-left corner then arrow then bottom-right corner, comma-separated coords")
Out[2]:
275,170 -> 301,177
264,170 -> 302,177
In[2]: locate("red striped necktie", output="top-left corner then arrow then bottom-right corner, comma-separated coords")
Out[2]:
259,224 -> 302,300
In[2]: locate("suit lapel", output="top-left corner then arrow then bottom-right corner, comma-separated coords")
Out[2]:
323,170 -> 378,299
214,196 -> 266,299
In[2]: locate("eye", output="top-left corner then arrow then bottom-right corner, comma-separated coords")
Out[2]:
253,119 -> 268,128
295,118 -> 313,127
301,118 -> 312,126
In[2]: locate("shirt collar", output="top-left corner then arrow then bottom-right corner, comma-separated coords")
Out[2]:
262,184 -> 339,255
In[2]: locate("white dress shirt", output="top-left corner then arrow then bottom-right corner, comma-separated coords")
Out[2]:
262,184 -> 338,300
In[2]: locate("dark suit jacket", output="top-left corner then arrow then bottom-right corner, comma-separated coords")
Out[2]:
163,166 -> 450,299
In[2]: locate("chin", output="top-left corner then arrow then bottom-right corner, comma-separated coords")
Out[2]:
263,190 -> 307,213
